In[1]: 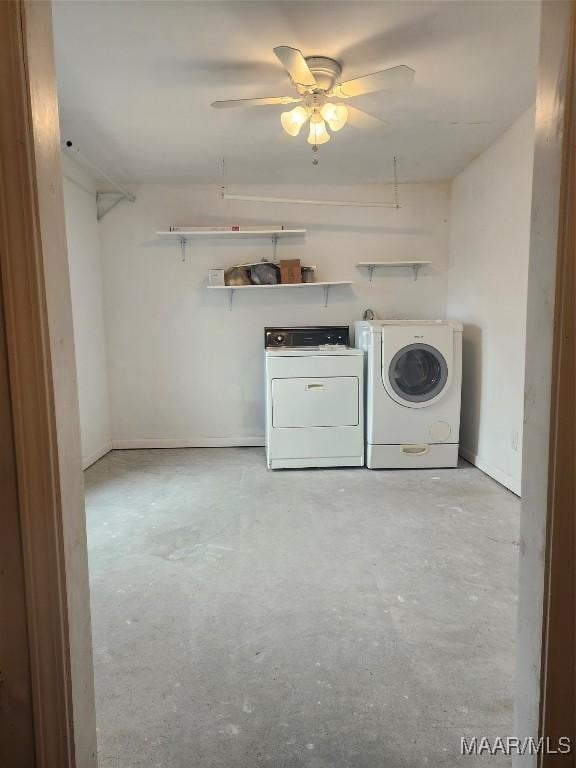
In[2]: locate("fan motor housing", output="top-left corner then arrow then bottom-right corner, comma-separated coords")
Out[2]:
302,56 -> 342,92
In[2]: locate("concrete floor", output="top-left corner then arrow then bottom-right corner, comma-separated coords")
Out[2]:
85,448 -> 520,768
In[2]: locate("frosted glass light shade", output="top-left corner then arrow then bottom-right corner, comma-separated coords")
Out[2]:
280,106 -> 308,136
307,115 -> 331,145
321,103 -> 348,132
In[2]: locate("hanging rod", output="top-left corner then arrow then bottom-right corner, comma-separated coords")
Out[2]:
221,192 -> 400,208
62,172 -> 95,197
63,140 -> 136,203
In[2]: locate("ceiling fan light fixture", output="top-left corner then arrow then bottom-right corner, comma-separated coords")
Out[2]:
320,103 -> 348,132
307,114 -> 331,145
280,106 -> 309,137
213,45 -> 415,157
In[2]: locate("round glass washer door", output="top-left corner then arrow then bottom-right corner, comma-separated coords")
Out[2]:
387,343 -> 448,404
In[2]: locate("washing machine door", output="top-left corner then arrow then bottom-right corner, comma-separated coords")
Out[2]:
382,327 -> 453,408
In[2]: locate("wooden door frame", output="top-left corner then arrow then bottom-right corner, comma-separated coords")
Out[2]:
0,1 -> 96,766
0,222 -> 36,765
539,1 -> 576,762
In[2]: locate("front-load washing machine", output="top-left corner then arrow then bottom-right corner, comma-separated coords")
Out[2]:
265,326 -> 364,469
354,320 -> 463,469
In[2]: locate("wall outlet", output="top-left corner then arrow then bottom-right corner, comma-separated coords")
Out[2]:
511,430 -> 519,451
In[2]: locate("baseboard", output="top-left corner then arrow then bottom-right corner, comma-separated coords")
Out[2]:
82,442 -> 112,470
111,437 -> 266,449
459,446 -> 521,496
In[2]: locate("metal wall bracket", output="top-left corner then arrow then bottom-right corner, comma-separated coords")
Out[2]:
179,237 -> 187,262
96,192 -> 128,221
412,264 -> 420,281
227,288 -> 234,311
66,140 -> 136,221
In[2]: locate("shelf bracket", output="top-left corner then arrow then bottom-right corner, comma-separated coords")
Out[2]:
227,288 -> 234,311
271,233 -> 278,262
96,192 -> 125,221
368,266 -> 375,283
412,264 -> 420,281
323,285 -> 330,308
179,237 -> 187,262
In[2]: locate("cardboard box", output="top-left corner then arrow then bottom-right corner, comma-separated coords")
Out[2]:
280,259 -> 302,284
208,268 -> 225,286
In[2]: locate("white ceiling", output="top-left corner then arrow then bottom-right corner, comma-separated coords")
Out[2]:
52,0 -> 540,184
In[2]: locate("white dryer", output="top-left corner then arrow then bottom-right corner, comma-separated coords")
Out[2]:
265,326 -> 364,469
354,320 -> 463,469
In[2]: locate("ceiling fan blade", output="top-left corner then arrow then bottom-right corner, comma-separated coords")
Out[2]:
273,46 -> 318,87
346,106 -> 388,132
336,65 -> 415,98
211,96 -> 302,109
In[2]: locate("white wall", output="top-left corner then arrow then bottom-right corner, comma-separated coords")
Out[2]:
98,183 -> 450,447
446,108 -> 535,495
62,154 -> 111,467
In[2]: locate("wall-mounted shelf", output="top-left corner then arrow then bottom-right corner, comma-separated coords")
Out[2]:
357,260 -> 432,282
207,281 -> 353,311
157,228 -> 306,261
157,229 -> 306,239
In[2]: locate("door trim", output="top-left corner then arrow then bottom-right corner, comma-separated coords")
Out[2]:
0,1 -> 74,763
0,1 -> 96,765
539,1 -> 576,761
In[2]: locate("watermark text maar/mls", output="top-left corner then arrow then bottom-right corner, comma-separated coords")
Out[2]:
461,736 -> 572,756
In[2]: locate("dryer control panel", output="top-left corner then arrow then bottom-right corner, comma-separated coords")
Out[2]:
265,326 -> 350,348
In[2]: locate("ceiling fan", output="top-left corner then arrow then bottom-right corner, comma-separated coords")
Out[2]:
212,46 -> 415,160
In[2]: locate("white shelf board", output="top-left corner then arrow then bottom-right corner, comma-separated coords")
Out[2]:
357,261 -> 432,267
207,280 -> 353,310
207,281 -> 351,289
357,260 -> 432,282
157,229 -> 306,239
